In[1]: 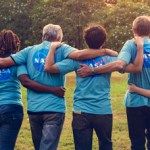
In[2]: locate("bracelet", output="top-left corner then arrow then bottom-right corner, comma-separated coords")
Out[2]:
91,67 -> 95,75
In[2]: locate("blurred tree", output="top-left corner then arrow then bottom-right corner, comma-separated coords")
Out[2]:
93,1 -> 150,51
0,0 -> 41,48
0,0 -> 149,49
30,0 -> 105,49
62,0 -> 105,48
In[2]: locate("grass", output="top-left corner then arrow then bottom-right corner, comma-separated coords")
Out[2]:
15,72 -> 130,150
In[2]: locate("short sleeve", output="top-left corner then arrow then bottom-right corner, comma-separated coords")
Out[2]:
56,58 -> 79,75
106,56 -> 117,63
11,46 -> 31,65
118,40 -> 132,64
17,65 -> 28,77
61,44 -> 76,58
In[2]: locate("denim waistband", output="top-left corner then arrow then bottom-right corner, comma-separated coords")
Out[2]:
28,111 -> 65,115
0,104 -> 23,114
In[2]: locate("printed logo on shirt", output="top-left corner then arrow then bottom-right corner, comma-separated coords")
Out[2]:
143,53 -> 150,68
0,68 -> 12,82
82,57 -> 108,77
32,49 -> 48,72
143,44 -> 150,68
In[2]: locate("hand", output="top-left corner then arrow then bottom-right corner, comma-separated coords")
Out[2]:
77,64 -> 92,78
133,36 -> 144,48
129,83 -> 137,93
52,86 -> 66,98
105,48 -> 118,57
51,42 -> 63,49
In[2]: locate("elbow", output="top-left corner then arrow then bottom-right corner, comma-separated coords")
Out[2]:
21,79 -> 31,88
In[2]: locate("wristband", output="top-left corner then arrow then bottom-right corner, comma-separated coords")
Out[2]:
91,67 -> 95,75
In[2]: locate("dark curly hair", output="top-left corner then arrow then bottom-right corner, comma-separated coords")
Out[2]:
0,29 -> 20,57
84,25 -> 107,49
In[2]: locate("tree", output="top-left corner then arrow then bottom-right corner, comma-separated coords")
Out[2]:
0,0 -> 37,47
30,0 -> 105,49
93,1 -> 150,51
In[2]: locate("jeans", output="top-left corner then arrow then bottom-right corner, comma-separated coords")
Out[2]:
0,104 -> 23,150
126,106 -> 150,150
72,112 -> 113,150
28,112 -> 65,150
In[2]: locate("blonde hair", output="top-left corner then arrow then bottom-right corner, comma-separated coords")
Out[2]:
132,16 -> 150,36
42,24 -> 63,42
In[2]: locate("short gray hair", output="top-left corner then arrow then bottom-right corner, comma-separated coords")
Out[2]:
42,24 -> 63,41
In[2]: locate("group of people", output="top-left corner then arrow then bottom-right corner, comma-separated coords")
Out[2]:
0,15 -> 150,150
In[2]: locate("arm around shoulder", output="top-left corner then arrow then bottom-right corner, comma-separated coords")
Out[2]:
0,57 -> 15,68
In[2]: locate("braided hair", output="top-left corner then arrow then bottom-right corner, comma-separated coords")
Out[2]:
0,29 -> 20,57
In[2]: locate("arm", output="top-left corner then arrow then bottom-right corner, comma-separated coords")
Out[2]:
68,48 -> 118,60
0,57 -> 15,68
77,37 -> 144,77
129,83 -> 150,98
18,74 -> 65,98
45,42 -> 78,74
44,42 -> 118,73
44,42 -> 61,73
124,36 -> 144,73
77,60 -> 126,77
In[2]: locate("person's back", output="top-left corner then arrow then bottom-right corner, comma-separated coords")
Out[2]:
0,30 -> 23,150
12,41 -> 74,112
117,16 -> 150,150
11,24 -> 76,150
73,55 -> 116,114
121,38 -> 150,107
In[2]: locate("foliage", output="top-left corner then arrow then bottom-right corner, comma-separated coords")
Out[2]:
0,0 -> 34,48
93,2 -> 150,51
30,0 -> 105,49
0,0 -> 149,50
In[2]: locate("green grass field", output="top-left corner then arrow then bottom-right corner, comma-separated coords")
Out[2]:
15,72 -> 130,150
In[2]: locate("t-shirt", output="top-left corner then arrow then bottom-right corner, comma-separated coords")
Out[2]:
11,41 -> 75,112
118,38 -> 150,107
56,55 -> 117,114
0,65 -> 24,106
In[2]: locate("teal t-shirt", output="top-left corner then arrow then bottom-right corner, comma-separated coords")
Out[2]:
0,65 -> 24,106
11,41 -> 75,112
118,38 -> 150,107
56,55 -> 117,114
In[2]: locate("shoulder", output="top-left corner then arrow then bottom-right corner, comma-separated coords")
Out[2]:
124,39 -> 135,47
120,39 -> 136,52
59,44 -> 76,50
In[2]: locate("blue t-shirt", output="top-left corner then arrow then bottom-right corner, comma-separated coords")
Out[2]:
56,55 -> 117,114
118,38 -> 150,107
0,65 -> 24,106
11,41 -> 75,113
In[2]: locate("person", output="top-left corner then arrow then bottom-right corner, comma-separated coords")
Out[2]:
0,24 -> 117,150
0,29 -> 65,150
44,24 -> 120,150
0,29 -> 24,150
77,16 -> 150,150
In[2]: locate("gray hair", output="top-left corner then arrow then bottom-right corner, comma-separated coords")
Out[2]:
42,24 -> 63,41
